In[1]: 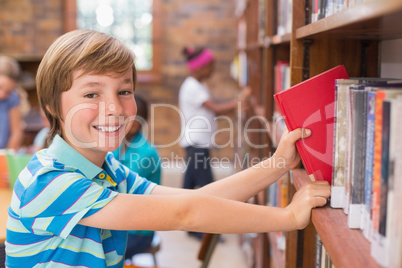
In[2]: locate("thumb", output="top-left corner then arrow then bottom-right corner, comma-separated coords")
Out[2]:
285,128 -> 311,144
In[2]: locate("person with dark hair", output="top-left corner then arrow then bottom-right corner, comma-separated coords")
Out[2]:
179,47 -> 250,240
112,94 -> 161,264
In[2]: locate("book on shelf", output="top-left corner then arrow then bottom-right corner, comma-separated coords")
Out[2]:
310,0 -> 356,23
348,86 -> 368,228
266,173 -> 289,251
331,79 -> 358,209
315,232 -> 322,268
371,89 -> 402,235
274,65 -> 349,183
272,61 -> 290,148
362,90 -> 376,240
330,78 -> 397,215
277,0 -> 292,35
258,0 -> 266,43
330,80 -> 402,267
370,92 -> 402,267
386,96 -> 402,268
274,61 -> 290,112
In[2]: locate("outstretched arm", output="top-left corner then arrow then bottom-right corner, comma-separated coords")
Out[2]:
151,128 -> 309,202
78,179 -> 329,233
79,127 -> 330,233
202,86 -> 252,115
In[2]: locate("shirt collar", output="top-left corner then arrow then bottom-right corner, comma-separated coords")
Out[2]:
47,135 -> 103,179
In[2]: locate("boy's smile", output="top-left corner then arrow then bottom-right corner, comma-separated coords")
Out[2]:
60,69 -> 136,166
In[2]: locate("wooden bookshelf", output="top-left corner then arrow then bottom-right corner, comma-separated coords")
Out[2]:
271,34 -> 291,45
296,0 -> 402,40
236,0 -> 401,267
292,169 -> 380,268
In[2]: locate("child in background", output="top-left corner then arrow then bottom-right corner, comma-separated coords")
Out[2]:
0,56 -> 23,150
112,94 -> 161,264
32,108 -> 51,152
179,47 -> 251,239
5,30 -> 330,268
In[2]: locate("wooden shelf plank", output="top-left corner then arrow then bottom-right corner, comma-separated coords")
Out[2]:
296,0 -> 402,40
5,54 -> 43,62
291,169 -> 381,268
271,34 -> 291,45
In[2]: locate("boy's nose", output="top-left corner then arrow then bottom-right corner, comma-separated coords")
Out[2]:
105,97 -> 123,116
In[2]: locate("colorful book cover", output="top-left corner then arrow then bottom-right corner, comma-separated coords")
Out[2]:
274,65 -> 349,183
371,89 -> 402,233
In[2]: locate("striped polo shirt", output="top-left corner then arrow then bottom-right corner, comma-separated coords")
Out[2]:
5,135 -> 156,268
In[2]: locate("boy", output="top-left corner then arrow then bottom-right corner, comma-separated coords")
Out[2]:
5,30 -> 330,268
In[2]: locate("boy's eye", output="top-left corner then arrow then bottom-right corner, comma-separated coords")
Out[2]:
84,93 -> 97,98
119,90 -> 132,96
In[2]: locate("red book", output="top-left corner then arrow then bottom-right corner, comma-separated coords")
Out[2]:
274,65 -> 349,183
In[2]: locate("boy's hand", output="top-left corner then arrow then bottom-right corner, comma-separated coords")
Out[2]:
286,181 -> 330,229
273,128 -> 311,170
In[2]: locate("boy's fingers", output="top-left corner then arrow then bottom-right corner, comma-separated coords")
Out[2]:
312,196 -> 328,208
284,128 -> 311,144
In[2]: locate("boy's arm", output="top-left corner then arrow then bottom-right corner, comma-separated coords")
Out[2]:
78,180 -> 329,233
151,128 -> 308,203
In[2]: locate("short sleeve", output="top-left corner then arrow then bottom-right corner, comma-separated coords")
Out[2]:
182,79 -> 210,107
7,91 -> 20,110
106,152 -> 156,195
19,171 -> 118,239
122,164 -> 156,195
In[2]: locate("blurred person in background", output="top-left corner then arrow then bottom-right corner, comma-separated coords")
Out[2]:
179,47 -> 251,240
0,55 -> 23,150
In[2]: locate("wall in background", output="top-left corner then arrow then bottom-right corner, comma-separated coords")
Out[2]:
0,0 -> 240,161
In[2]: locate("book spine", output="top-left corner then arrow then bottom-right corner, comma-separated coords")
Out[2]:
389,97 -> 402,268
371,91 -> 385,232
362,91 -> 376,240
315,233 -> 323,268
348,89 -> 367,228
378,100 -> 391,237
331,81 -> 348,208
343,84 -> 353,214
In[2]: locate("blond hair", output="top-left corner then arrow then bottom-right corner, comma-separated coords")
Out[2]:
0,55 -> 21,81
36,29 -> 137,144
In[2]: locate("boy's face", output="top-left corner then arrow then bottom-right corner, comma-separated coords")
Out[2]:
0,75 -> 16,100
60,69 -> 136,162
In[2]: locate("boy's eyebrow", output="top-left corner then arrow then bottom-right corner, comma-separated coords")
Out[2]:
80,81 -> 103,88
122,78 -> 134,84
79,78 -> 133,88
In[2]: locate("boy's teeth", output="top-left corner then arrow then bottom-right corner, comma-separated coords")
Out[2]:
95,126 -> 121,132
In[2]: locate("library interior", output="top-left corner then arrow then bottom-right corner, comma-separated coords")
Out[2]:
0,0 -> 402,267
